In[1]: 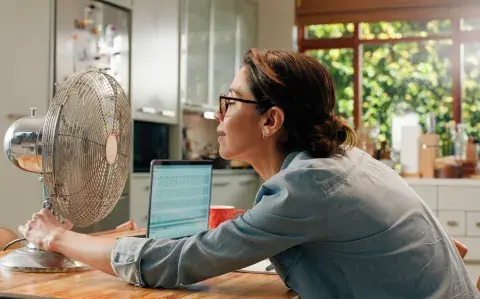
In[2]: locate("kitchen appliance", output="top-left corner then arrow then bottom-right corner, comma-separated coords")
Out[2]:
133,120 -> 170,172
1,68 -> 131,272
56,0 -> 130,95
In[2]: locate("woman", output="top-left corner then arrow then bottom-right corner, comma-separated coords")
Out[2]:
20,49 -> 477,298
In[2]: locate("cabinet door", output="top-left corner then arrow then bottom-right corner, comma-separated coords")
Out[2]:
130,177 -> 151,228
102,0 -> 133,9
235,0 -> 257,70
131,0 -> 180,124
210,0 -> 237,104
0,0 -> 52,231
180,0 -> 211,107
211,174 -> 259,210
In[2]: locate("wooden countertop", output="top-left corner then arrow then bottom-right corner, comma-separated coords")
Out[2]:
0,229 -> 298,299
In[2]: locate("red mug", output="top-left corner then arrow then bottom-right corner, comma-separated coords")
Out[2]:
208,205 -> 245,229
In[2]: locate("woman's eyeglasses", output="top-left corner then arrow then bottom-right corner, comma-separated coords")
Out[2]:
218,94 -> 256,119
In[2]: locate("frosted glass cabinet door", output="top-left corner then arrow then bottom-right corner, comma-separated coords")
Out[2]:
211,0 -> 237,101
235,0 -> 257,70
182,0 -> 211,106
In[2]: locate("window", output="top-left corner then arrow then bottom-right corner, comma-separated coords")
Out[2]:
363,40 -> 453,143
461,18 -> 480,31
305,49 -> 354,123
299,18 -> 480,151
306,23 -> 354,39
462,42 -> 480,136
360,20 -> 451,40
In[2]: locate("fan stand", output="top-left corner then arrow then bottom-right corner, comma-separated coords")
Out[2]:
0,177 -> 87,273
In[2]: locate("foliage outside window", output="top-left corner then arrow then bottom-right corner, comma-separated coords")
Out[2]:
303,20 -> 479,154
362,40 -> 453,145
305,49 -> 354,124
306,23 -> 354,39
360,20 -> 451,40
462,42 -> 480,137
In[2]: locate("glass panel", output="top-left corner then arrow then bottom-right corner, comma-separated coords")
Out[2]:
305,49 -> 354,124
361,20 -> 451,40
182,0 -> 211,105
236,0 -> 257,70
462,42 -> 480,137
211,0 -> 237,98
461,18 -> 480,32
306,23 -> 354,39
362,40 -> 453,154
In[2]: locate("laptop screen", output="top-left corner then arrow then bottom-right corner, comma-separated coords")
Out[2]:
147,161 -> 213,239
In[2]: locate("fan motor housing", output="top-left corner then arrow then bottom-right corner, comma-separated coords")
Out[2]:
3,108 -> 44,173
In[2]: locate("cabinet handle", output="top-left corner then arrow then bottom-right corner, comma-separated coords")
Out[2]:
239,180 -> 256,186
447,221 -> 459,227
138,107 -> 175,118
213,182 -> 230,187
144,185 -> 150,191
476,222 -> 480,228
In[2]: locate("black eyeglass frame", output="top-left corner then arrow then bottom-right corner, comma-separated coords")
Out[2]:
218,94 -> 257,118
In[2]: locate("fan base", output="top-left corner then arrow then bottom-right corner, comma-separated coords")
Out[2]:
0,243 -> 88,273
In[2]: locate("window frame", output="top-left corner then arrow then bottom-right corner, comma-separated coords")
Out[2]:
297,19 -> 480,129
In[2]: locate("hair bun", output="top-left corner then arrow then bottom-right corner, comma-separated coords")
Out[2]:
333,130 -> 347,143
308,115 -> 355,158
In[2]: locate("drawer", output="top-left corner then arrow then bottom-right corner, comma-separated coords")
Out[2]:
410,185 -> 437,210
467,212 -> 480,237
438,211 -> 466,236
438,186 -> 480,211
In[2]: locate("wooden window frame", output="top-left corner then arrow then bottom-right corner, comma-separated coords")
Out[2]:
298,20 -> 480,130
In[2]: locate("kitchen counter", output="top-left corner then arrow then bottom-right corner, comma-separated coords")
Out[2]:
404,178 -> 480,186
0,230 -> 298,299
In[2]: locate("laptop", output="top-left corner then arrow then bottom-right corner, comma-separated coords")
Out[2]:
145,159 -> 275,275
146,160 -> 213,239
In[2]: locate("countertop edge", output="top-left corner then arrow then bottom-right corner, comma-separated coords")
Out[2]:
404,178 -> 480,186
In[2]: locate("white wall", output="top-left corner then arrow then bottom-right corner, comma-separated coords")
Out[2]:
257,0 -> 296,51
0,0 -> 53,231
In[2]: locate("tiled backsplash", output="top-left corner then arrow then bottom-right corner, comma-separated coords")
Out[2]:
183,113 -> 218,158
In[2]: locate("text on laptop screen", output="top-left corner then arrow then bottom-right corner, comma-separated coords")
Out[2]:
148,164 -> 213,239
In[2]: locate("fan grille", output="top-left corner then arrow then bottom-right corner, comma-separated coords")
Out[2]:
42,69 -> 131,227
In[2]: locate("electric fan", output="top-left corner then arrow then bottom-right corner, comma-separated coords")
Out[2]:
1,68 -> 131,272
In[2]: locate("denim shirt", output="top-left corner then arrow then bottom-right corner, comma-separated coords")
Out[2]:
111,148 -> 478,299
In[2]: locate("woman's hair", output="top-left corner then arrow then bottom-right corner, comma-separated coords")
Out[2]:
242,48 -> 357,158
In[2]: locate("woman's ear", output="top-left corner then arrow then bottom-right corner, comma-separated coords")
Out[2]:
261,107 -> 285,138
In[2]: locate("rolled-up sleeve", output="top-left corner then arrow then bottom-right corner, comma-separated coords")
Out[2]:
111,168 -> 327,288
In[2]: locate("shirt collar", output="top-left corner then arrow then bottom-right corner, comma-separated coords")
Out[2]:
280,151 -> 302,171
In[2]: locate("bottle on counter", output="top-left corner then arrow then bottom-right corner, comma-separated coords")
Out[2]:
454,123 -> 468,162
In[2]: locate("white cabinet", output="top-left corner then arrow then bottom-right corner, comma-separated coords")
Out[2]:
235,0 -> 257,70
180,0 -> 211,108
410,185 -> 437,212
130,175 -> 151,228
211,171 -> 260,210
131,0 -> 180,124
0,0 -> 53,231
406,179 -> 480,262
102,0 -> 133,9
438,211 -> 466,236
180,0 -> 258,111
210,0 -> 237,100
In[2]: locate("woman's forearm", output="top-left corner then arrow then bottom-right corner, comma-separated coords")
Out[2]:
49,228 -> 118,276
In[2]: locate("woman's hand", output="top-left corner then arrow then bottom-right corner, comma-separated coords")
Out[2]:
18,208 -> 73,251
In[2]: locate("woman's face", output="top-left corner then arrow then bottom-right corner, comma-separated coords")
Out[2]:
215,67 -> 264,161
